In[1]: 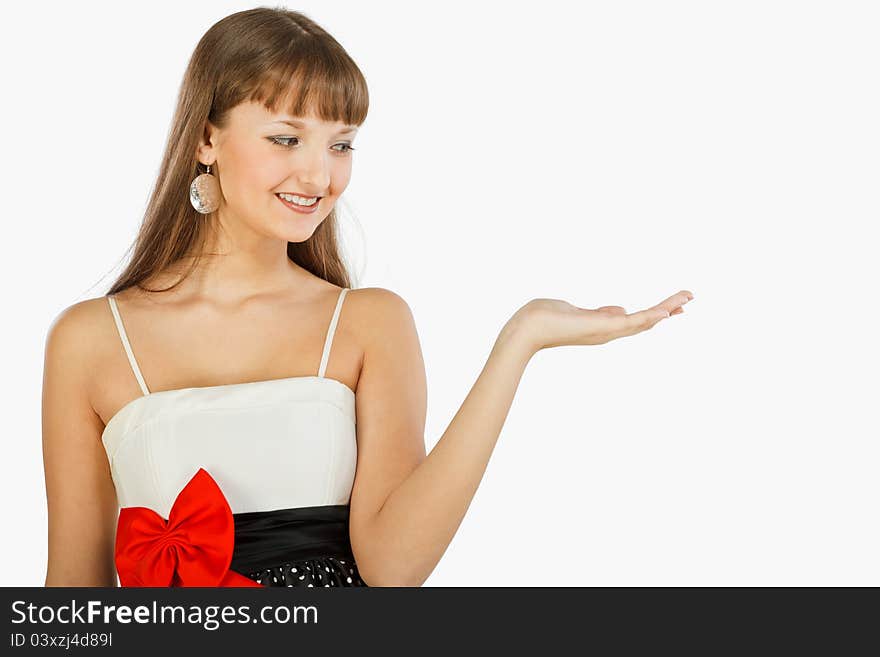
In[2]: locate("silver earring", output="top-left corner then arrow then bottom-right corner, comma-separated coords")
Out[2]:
189,163 -> 221,214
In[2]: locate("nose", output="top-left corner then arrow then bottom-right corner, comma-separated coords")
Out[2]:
292,143 -> 332,194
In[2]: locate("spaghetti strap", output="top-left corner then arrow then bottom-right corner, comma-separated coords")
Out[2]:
106,295 -> 151,396
318,288 -> 349,378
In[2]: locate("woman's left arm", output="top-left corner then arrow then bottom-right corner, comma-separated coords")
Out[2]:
348,287 -> 692,586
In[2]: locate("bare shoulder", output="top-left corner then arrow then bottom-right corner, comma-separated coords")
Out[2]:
345,287 -> 417,344
45,296 -> 114,360
346,286 -> 413,318
44,296 -> 117,404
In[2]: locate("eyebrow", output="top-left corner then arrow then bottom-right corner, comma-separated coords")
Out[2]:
271,119 -> 358,135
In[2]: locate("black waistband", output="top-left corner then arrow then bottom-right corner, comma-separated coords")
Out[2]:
229,504 -> 354,573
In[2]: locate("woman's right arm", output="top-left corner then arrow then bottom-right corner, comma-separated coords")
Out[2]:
42,301 -> 119,587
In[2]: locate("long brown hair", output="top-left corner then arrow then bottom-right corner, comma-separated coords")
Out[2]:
106,7 -> 369,296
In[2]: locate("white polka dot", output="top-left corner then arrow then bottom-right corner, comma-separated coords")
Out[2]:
346,577 -> 352,583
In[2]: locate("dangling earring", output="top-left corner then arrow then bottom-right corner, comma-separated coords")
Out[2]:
189,162 -> 221,214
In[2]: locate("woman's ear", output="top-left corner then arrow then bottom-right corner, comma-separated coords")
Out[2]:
195,120 -> 220,165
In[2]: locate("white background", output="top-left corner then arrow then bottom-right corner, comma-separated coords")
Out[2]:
1,0 -> 878,586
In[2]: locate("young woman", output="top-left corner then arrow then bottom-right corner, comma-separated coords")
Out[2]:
41,7 -> 692,588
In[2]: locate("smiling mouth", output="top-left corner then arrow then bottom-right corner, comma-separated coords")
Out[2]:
276,193 -> 322,202
275,193 -> 322,212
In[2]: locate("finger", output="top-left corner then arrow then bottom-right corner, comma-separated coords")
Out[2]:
656,290 -> 693,315
620,307 -> 669,337
659,290 -> 693,305
617,291 -> 692,337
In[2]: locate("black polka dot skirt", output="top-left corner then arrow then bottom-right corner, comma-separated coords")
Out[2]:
230,504 -> 369,588
245,556 -> 367,587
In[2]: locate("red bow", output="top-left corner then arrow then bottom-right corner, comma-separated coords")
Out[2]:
115,468 -> 262,587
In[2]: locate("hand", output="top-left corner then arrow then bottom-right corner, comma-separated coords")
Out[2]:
505,290 -> 694,355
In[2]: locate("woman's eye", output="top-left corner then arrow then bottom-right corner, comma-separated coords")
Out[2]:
270,136 -> 299,147
269,136 -> 355,154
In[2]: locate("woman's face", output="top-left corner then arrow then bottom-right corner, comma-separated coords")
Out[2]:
197,99 -> 358,242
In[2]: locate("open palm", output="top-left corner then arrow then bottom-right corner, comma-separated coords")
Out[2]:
512,290 -> 694,353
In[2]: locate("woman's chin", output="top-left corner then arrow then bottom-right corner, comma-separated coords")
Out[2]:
277,221 -> 320,243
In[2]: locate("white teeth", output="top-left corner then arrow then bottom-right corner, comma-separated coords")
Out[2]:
278,193 -> 318,206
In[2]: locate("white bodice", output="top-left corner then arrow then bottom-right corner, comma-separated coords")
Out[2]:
102,288 -> 356,519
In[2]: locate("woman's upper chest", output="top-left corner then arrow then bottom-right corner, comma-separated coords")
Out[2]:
93,285 -> 362,430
